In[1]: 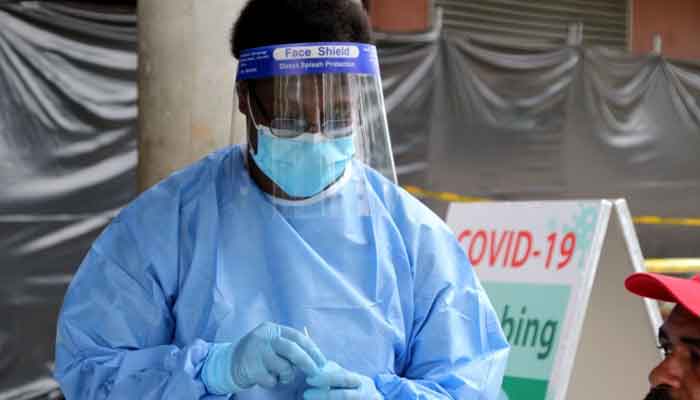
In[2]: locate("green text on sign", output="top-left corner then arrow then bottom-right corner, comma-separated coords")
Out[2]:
483,282 -> 571,398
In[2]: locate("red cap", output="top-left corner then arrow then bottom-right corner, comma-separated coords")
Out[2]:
625,272 -> 700,317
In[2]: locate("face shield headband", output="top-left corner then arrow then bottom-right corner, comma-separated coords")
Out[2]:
236,42 -> 381,82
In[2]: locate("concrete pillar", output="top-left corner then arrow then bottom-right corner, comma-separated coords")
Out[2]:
138,0 -> 247,191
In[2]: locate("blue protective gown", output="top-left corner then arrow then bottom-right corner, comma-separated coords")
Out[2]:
55,145 -> 509,399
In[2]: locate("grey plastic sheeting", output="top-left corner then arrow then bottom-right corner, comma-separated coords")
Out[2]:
379,32 -> 700,259
0,2 -> 136,397
2,2 -> 700,398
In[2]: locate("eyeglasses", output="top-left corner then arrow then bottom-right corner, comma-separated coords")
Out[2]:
269,118 -> 355,138
249,84 -> 357,139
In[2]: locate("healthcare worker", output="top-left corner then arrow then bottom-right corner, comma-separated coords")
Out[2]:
54,1 -> 510,399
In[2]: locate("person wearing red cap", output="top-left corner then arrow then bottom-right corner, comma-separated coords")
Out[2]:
626,272 -> 700,400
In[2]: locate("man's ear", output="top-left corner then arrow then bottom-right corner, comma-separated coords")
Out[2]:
237,82 -> 257,151
236,82 -> 248,115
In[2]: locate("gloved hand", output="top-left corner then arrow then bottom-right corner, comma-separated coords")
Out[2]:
202,322 -> 327,394
304,361 -> 383,400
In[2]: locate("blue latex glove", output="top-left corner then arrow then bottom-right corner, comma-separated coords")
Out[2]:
202,322 -> 327,394
304,361 -> 383,400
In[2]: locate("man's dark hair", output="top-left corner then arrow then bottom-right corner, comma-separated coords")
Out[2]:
231,0 -> 371,59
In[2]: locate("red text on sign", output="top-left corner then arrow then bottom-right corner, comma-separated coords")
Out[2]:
457,229 -> 577,270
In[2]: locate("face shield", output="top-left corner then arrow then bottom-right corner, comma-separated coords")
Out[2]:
236,42 -> 396,200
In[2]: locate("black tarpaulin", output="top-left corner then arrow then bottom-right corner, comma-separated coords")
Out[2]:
380,31 -> 700,259
0,2 -> 136,397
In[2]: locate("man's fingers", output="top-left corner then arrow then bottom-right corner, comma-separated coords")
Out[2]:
271,336 -> 319,376
279,326 -> 327,368
306,362 -> 361,389
262,350 -> 295,384
254,370 -> 278,389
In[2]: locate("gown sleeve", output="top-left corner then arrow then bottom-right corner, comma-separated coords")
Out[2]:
55,210 -> 226,399
374,198 -> 510,400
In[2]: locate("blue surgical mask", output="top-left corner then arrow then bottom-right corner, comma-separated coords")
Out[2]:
249,123 -> 356,199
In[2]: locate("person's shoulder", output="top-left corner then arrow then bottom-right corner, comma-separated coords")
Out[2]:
105,145 -> 242,240
127,146 -> 239,213
93,145 -> 242,262
360,164 -> 447,230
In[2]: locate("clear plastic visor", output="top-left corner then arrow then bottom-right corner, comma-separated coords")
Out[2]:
240,73 -> 396,183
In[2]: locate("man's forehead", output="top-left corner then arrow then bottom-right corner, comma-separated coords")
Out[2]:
662,305 -> 700,338
251,78 -> 356,106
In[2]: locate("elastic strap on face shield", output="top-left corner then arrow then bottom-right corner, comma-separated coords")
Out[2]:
246,82 -> 271,128
245,86 -> 268,158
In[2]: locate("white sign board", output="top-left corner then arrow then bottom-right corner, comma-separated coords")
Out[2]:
446,199 -> 662,400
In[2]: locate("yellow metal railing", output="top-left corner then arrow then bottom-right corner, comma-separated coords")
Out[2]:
645,259 -> 700,274
403,185 -> 700,227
